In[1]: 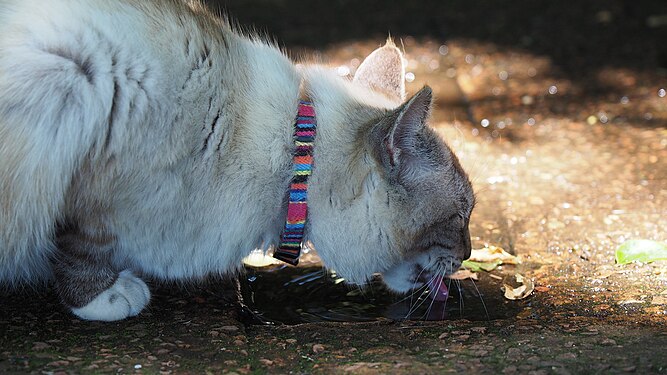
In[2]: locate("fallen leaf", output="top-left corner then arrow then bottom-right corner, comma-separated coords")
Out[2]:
449,269 -> 479,280
469,245 -> 520,264
503,274 -> 535,300
615,239 -> 667,264
462,259 -> 502,272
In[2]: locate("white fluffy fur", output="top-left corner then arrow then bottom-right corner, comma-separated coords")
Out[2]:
0,0 -> 466,320
71,270 -> 150,321
0,0 -> 405,282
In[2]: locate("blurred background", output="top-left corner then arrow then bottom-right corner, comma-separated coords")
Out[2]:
207,0 -> 667,74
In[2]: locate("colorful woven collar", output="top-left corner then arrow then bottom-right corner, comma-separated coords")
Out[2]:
273,101 -> 317,266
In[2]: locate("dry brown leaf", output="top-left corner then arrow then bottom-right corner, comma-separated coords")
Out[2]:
502,274 -> 534,300
470,245 -> 520,265
449,269 -> 479,280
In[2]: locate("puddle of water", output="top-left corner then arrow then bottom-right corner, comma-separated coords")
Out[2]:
241,265 -> 523,325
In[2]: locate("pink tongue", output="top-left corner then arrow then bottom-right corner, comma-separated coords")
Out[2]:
427,275 -> 449,302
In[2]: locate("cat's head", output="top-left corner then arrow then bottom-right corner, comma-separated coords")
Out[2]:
302,41 -> 474,296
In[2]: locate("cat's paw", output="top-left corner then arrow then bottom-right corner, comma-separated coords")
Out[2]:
71,270 -> 150,321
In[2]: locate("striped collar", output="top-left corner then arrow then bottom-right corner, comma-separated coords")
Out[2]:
273,101 -> 317,265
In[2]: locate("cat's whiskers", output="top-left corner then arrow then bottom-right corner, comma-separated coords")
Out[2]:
456,279 -> 465,318
406,265 -> 430,310
421,274 -> 442,320
404,271 -> 441,319
394,284 -> 427,306
467,275 -> 491,321
403,285 -> 430,319
442,268 -> 452,320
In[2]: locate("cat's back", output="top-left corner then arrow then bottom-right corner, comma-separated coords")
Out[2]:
0,0 -> 229,285
0,0 -> 179,47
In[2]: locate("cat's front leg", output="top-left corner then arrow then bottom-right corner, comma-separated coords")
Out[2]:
52,228 -> 150,321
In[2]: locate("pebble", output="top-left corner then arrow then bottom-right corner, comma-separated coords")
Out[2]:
47,360 -> 70,367
556,353 -> 577,360
220,325 -> 239,332
503,365 -> 518,374
599,338 -> 617,346
312,344 -> 325,353
472,350 -> 489,357
32,342 -> 51,350
470,326 -> 487,333
506,347 -> 522,359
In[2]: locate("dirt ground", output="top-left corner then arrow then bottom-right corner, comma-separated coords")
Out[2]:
2,0 -> 667,374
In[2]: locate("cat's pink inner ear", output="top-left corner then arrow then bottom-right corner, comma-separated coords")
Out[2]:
353,39 -> 406,102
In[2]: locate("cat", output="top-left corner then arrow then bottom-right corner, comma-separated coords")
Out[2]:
0,0 -> 475,321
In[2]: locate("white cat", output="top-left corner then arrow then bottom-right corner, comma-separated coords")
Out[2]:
0,0 -> 474,321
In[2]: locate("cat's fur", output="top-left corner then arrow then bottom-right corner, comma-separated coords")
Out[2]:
0,0 -> 474,321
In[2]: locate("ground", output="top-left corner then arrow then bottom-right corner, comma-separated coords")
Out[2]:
2,1 -> 667,374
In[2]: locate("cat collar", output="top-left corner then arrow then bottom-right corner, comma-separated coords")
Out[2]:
273,101 -> 317,265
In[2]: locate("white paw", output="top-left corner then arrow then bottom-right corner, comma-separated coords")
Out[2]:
71,270 -> 150,321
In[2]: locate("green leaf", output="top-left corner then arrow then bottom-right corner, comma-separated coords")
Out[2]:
462,259 -> 503,272
615,240 -> 667,264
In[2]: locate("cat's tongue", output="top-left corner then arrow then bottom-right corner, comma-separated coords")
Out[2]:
427,275 -> 449,302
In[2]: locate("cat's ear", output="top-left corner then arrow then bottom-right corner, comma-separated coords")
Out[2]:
376,86 -> 433,184
353,39 -> 406,102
